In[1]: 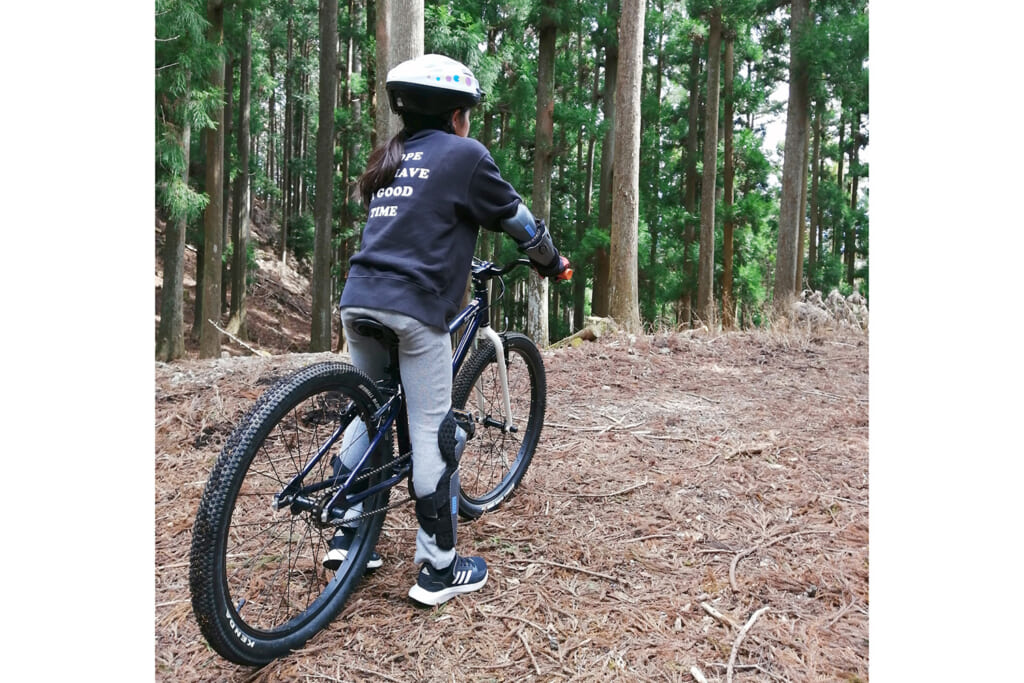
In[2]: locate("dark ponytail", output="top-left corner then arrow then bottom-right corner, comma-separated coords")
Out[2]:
359,129 -> 408,207
357,111 -> 460,207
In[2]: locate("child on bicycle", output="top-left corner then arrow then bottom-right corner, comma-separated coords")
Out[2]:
328,54 -> 570,606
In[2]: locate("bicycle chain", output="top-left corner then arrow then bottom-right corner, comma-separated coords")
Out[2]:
325,450 -> 414,527
329,494 -> 414,527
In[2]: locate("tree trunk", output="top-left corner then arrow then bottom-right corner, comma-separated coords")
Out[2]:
482,28 -> 497,149
608,0 -> 644,334
846,112 -> 861,285
680,37 -> 702,328
375,0 -> 424,143
282,5 -> 294,269
796,122 -> 810,291
807,97 -> 823,278
336,0 -> 365,353
696,7 -> 722,328
221,52 -> 234,315
576,44 -> 600,333
350,0 -> 364,186
311,0 -> 339,351
834,113 -> 844,256
527,0 -> 557,346
297,43 -> 310,216
645,1 -> 665,323
229,11 -> 252,339
193,200 -> 204,340
338,0 -> 352,325
721,31 -> 736,330
592,0 -> 619,319
156,117 -> 190,361
222,53 -> 234,252
267,49 -> 277,216
199,0 -> 225,359
772,0 -> 811,319
490,102 -> 510,329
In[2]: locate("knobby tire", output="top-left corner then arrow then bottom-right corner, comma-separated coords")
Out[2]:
189,362 -> 392,666
452,332 -> 546,519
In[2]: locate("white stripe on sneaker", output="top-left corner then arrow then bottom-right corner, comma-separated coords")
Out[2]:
408,573 -> 488,606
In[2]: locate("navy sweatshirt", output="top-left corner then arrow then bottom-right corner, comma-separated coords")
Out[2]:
340,129 -> 522,330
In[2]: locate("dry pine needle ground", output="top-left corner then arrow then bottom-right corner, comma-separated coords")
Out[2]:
155,328 -> 868,682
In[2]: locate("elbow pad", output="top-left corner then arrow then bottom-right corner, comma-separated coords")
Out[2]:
501,203 -> 558,270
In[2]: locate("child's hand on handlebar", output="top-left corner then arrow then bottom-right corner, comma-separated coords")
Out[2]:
534,254 -> 572,281
553,256 -> 572,281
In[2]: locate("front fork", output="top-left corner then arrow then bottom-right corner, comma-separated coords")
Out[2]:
475,326 -> 514,432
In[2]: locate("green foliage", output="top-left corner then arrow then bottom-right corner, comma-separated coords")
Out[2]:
807,252 -> 845,296
153,0 -> 869,335
155,0 -> 222,224
425,4 -> 487,65
223,240 -> 259,290
287,213 -> 316,262
158,171 -> 209,225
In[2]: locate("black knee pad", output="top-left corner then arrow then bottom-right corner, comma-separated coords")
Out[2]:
414,467 -> 460,550
437,410 -> 469,467
413,411 -> 469,550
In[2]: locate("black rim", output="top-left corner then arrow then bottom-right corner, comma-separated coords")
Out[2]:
219,379 -> 379,636
458,344 -> 540,504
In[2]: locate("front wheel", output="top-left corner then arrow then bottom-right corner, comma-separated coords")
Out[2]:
188,362 -> 392,666
452,332 -> 546,519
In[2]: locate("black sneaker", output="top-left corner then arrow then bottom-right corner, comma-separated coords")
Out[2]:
323,527 -> 383,570
408,555 -> 488,606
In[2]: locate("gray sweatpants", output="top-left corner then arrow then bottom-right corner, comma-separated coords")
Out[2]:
338,307 -> 457,571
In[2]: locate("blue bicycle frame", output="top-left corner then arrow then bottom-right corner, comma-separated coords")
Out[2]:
275,258 -> 528,526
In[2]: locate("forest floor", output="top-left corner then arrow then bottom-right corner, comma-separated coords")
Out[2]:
155,214 -> 869,682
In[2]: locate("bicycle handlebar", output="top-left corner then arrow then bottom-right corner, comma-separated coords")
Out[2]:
472,257 -> 573,282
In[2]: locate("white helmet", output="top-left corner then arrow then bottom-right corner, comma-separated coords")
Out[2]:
386,54 -> 485,115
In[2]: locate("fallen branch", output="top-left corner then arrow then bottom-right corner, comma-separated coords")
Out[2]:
482,608 -> 548,636
800,388 -> 867,404
207,319 -> 271,357
635,432 -> 705,443
681,391 -> 720,404
730,529 -> 832,591
544,420 -> 644,433
549,316 -> 619,348
519,630 -> 542,675
700,601 -> 740,629
154,598 -> 190,608
726,443 -> 773,460
726,606 -> 770,683
560,637 -> 592,659
690,665 -> 710,683
620,533 -> 679,544
506,559 -> 616,582
567,480 -> 648,498
826,597 -> 859,628
682,450 -> 726,469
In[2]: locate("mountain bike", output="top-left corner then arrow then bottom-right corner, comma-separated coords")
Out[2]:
188,257 -> 570,666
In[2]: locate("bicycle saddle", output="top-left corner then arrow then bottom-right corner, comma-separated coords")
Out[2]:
351,317 -> 399,349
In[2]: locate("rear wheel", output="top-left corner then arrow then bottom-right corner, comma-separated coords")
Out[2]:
452,332 -> 546,519
189,362 -> 392,665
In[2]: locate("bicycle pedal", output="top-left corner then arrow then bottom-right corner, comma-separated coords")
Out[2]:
452,409 -> 475,440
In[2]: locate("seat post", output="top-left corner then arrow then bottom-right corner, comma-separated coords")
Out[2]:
351,317 -> 402,389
